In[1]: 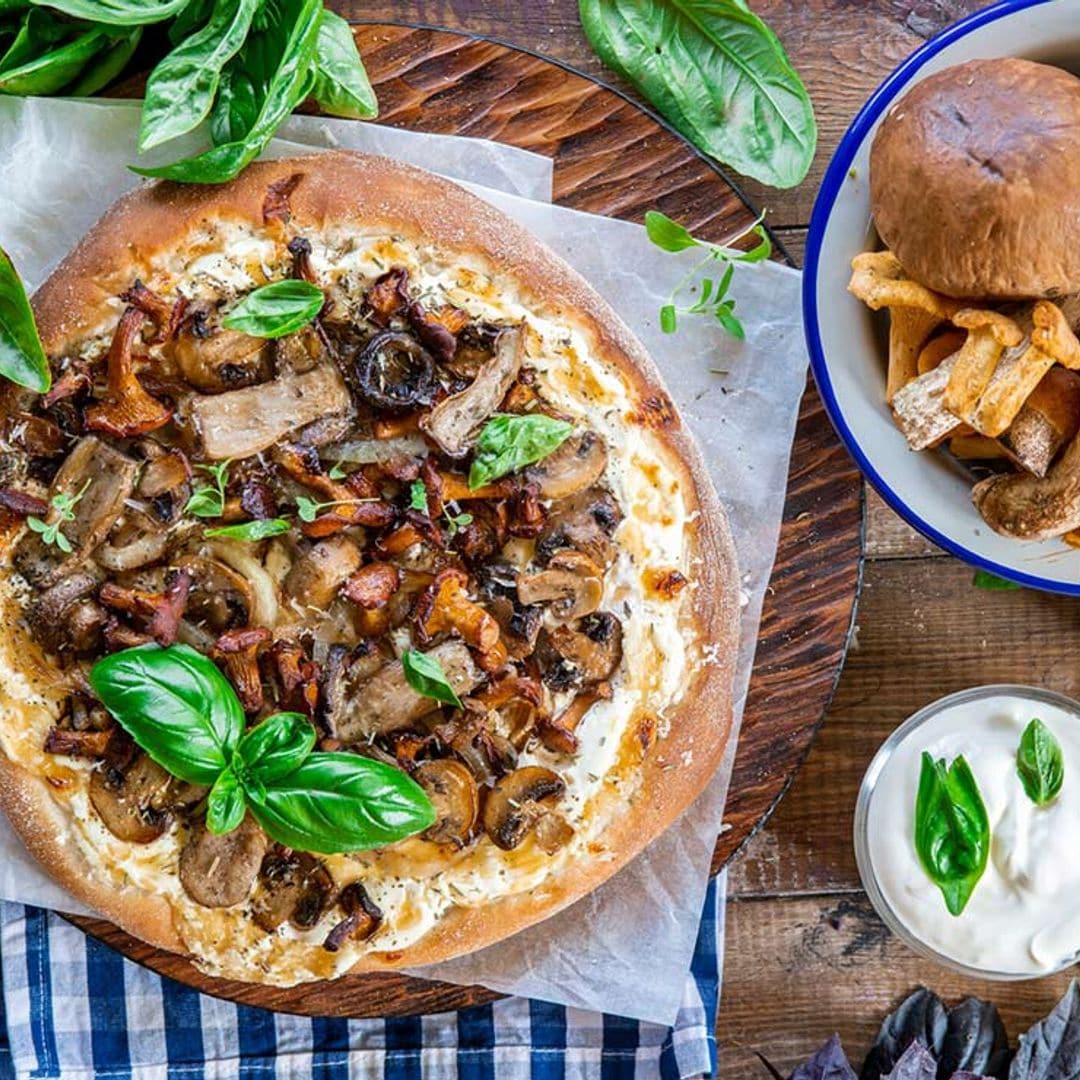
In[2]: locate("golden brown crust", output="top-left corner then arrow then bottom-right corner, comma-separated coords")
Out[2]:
16,151 -> 739,977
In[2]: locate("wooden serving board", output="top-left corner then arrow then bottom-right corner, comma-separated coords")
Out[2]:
65,23 -> 863,1017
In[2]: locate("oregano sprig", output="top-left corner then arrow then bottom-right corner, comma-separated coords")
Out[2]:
26,479 -> 92,554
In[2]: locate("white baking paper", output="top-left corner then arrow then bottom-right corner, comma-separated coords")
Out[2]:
0,98 -> 806,1025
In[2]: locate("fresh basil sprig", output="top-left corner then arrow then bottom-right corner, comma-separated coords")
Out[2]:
90,645 -> 434,853
914,751 -> 989,916
0,246 -> 49,393
220,279 -> 324,339
205,517 -> 290,541
469,414 -> 574,490
1017,718 -> 1064,807
579,0 -> 816,189
646,210 -> 770,339
402,650 -> 462,709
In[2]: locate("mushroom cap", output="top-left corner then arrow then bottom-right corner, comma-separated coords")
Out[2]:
870,58 -> 1080,300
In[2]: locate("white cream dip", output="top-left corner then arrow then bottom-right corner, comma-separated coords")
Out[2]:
865,689 -> 1080,975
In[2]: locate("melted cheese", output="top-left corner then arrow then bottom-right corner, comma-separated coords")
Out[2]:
0,220 -> 711,985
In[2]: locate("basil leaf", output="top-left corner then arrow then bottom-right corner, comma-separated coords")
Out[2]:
0,24 -> 112,95
0,8 -> 69,74
310,9 -> 376,120
579,0 -> 816,189
245,751 -> 434,854
89,644 -> 244,786
66,25 -> 141,96
133,0 -> 322,184
1011,983 -> 1080,1080
236,711 -> 315,785
220,280 -> 323,338
644,211 -> 700,253
204,517 -> 289,541
138,0 -> 259,151
973,570 -> 1020,591
0,247 -> 48,393
206,767 -> 245,834
1017,718 -> 1064,806
402,649 -> 462,708
914,751 -> 989,916
28,0 -> 192,25
469,413 -> 574,490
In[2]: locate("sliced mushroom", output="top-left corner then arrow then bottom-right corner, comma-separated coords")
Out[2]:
420,325 -> 524,457
94,508 -> 173,572
14,436 -> 138,587
538,611 -> 623,690
284,536 -> 363,610
44,726 -> 113,759
482,766 -> 565,850
27,572 -> 104,654
526,430 -> 607,500
517,550 -> 603,622
353,331 -> 436,411
138,448 -> 191,501
533,812 -> 575,855
414,759 -> 480,847
0,487 -> 47,517
536,488 -> 621,568
4,412 -> 66,458
323,881 -> 383,952
251,851 -> 333,931
190,364 -> 352,460
537,683 -> 611,755
172,316 -> 269,392
88,753 -> 174,844
176,556 -> 253,633
326,640 -> 483,744
179,816 -> 268,908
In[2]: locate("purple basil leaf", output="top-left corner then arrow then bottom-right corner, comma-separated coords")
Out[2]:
863,990 -> 949,1080
940,999 -> 1010,1080
790,1035 -> 857,1080
886,1043 -> 938,1080
1010,982 -> 1080,1080
952,1072 -> 992,1080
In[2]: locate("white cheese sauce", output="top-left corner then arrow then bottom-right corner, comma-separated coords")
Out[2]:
866,691 -> 1080,975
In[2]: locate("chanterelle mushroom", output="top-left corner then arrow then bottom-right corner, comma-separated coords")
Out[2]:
420,325 -> 524,456
482,765 -> 565,850
517,550 -> 604,622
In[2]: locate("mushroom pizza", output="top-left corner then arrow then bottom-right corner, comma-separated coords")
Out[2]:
0,152 -> 738,985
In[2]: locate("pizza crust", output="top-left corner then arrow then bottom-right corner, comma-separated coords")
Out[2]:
4,151 -> 740,977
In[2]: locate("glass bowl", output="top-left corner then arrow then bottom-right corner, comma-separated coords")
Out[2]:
853,683 -> 1080,980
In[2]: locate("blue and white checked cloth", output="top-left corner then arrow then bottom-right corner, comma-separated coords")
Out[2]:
0,878 -> 721,1079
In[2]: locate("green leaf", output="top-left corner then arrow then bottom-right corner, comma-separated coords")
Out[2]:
659,303 -> 677,334
138,0 -> 259,151
310,8 -> 376,119
644,210 -> 700,253
1017,718 -> 1064,807
184,460 -> 229,518
132,0 -> 322,184
468,413 -> 574,490
245,751 -> 435,854
89,644 -> 245,786
0,8 -> 69,75
716,305 -> 745,340
579,0 -> 816,188
734,224 -> 772,263
65,25 -> 141,95
236,711 -> 315,785
28,0 -> 193,25
204,517 -> 290,541
206,767 -> 245,834
402,649 -> 462,708
220,279 -> 323,338
0,247 -> 48,393
914,751 -> 989,916
972,570 -> 1020,591
409,479 -> 428,514
0,24 -> 112,96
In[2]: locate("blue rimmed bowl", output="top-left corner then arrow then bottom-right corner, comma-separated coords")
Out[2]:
804,0 -> 1080,593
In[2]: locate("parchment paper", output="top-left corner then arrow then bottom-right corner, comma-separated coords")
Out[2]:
0,99 -> 806,1025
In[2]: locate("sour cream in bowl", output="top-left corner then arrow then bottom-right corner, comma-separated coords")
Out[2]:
855,685 -> 1080,978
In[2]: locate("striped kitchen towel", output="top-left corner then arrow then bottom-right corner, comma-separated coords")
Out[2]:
0,877 -> 722,1079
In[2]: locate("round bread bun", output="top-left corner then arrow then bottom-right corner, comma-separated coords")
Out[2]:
870,58 -> 1080,300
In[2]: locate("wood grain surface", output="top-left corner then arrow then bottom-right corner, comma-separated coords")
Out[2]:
66,19 -> 862,1020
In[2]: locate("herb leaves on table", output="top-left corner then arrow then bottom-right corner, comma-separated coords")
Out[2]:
579,0 -> 816,189
914,750 -> 989,916
1016,717 -> 1064,807
90,644 -> 434,852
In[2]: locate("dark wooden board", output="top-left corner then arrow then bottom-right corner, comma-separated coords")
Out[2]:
66,22 -> 862,1018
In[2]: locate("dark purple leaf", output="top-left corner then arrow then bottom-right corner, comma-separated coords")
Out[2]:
952,1072 -> 991,1080
790,1035 -> 857,1080
1010,982 -> 1080,1080
863,990 -> 948,1080
885,1042 -> 937,1080
940,998 -> 1010,1080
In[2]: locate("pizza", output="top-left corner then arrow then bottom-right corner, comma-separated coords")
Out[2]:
0,151 -> 739,986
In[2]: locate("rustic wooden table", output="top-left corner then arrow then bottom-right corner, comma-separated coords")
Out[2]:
337,1 -> 1077,1072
